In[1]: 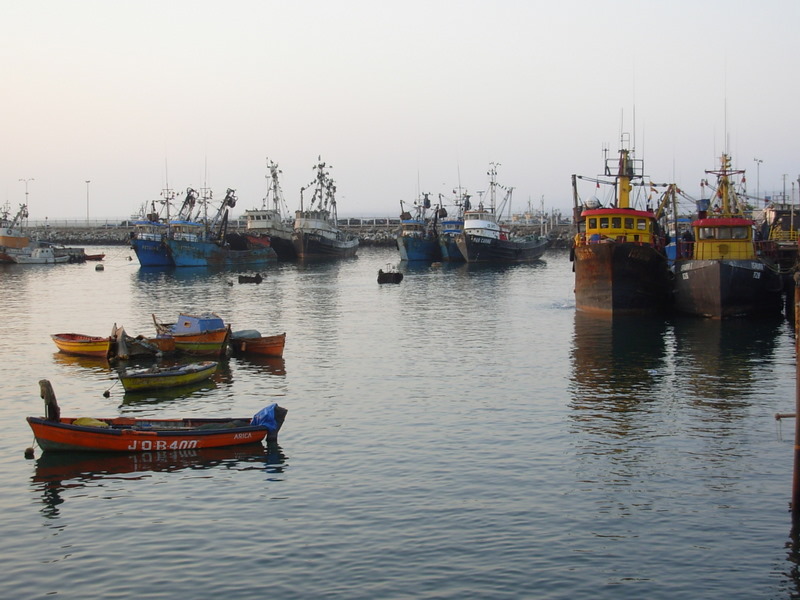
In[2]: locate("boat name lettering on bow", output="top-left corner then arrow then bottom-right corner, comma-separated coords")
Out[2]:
127,439 -> 199,451
233,432 -> 253,440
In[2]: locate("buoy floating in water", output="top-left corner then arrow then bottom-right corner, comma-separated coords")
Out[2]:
95,264 -> 104,271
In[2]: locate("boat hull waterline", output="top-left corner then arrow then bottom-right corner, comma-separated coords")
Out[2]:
674,259 -> 783,318
573,242 -> 673,315
229,332 -> 286,357
51,333 -> 113,358
119,361 -> 219,392
456,233 -> 549,263
397,235 -> 441,261
165,238 -> 277,267
27,406 -> 287,453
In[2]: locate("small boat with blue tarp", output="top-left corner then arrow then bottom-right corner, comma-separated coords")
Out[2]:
152,312 -> 230,356
27,380 -> 287,453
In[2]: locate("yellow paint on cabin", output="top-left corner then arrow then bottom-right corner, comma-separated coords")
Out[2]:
691,224 -> 756,260
577,213 -> 655,245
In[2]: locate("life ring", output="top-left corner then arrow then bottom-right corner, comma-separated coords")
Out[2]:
6,229 -> 12,235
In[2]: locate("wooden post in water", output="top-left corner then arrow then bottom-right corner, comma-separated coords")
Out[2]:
794,277 -> 800,524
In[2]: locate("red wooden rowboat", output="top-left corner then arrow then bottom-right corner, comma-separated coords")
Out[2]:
28,380 -> 287,453
229,331 -> 286,357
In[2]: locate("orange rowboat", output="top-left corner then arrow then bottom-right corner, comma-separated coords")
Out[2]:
229,331 -> 286,357
51,333 -> 112,358
28,380 -> 287,453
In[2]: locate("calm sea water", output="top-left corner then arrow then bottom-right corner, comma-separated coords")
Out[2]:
1,245 -> 799,599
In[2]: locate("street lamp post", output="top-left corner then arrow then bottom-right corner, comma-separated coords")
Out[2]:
18,178 -> 34,218
85,180 -> 91,224
754,159 -> 763,204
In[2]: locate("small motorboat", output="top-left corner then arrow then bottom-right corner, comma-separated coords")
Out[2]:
118,361 -> 218,392
238,273 -> 263,284
229,331 -> 286,357
13,247 -> 70,264
377,268 -> 403,284
27,379 -> 287,452
51,333 -> 113,358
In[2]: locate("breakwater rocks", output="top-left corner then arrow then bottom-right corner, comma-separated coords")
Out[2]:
28,224 -> 572,249
28,226 -> 399,247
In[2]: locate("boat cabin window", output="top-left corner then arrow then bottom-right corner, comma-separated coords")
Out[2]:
625,218 -> 634,229
698,226 -> 749,240
588,218 -> 597,229
600,218 -> 609,229
636,219 -> 646,230
611,217 -> 622,228
699,227 -> 717,239
731,227 -> 749,239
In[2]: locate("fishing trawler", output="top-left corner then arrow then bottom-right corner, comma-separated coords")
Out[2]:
243,159 -> 296,260
166,188 -> 277,267
673,154 -> 783,318
130,192 -> 175,267
570,137 -> 672,315
397,193 -> 441,261
0,203 -> 33,263
437,190 -> 467,262
292,157 -> 359,259
455,163 -> 548,263
760,201 -> 799,276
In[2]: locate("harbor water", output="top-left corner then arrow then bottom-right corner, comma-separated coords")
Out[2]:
1,246 -> 799,599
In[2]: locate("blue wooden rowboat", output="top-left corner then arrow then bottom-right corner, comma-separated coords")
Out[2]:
118,361 -> 218,392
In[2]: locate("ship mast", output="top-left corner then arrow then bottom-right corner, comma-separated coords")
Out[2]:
265,158 -> 285,214
705,153 -> 745,217
617,149 -> 633,209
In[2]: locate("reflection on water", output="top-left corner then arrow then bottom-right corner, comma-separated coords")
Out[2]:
569,312 -> 786,424
234,355 -> 286,376
569,312 -> 669,410
51,352 -> 112,373
112,359 -> 233,408
5,247 -> 798,599
671,315 -> 783,407
31,442 -> 287,519
782,529 -> 800,598
119,378 -> 220,405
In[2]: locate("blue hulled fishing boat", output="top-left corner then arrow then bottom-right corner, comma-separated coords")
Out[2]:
437,190 -> 467,262
166,188 -> 277,267
397,193 -> 441,261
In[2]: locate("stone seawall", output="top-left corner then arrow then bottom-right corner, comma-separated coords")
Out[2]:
28,223 -> 574,248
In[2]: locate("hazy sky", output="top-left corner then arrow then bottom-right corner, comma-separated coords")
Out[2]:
2,0 -> 798,221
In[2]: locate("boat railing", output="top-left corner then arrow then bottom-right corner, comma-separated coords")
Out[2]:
770,229 -> 798,242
